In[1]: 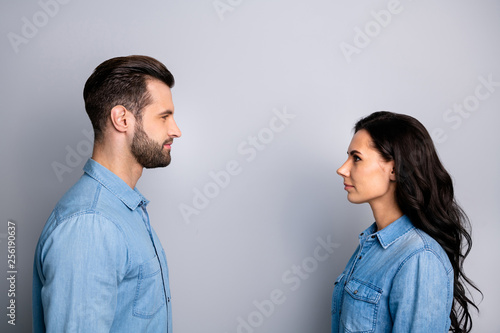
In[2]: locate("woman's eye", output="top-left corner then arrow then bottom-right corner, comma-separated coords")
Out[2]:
353,155 -> 361,162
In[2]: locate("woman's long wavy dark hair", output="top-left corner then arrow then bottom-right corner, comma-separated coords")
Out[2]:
354,111 -> 481,333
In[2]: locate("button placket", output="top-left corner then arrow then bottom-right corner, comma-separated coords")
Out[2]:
348,235 -> 376,281
139,202 -> 168,311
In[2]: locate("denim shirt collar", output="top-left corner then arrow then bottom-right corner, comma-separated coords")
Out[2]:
360,215 -> 415,249
83,159 -> 148,211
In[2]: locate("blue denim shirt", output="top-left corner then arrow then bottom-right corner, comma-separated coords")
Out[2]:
331,215 -> 453,333
33,159 -> 172,332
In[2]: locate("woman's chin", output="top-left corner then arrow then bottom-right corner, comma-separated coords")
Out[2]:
346,194 -> 365,205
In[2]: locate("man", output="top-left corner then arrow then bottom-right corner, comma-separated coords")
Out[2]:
32,55 -> 181,332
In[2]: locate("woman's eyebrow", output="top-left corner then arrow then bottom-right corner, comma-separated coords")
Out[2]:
348,149 -> 362,156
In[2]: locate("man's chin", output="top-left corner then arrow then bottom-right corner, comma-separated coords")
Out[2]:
143,161 -> 170,169
135,150 -> 172,169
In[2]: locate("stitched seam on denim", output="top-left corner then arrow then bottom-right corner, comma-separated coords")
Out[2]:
342,313 -> 378,333
415,229 -> 452,275
341,298 -> 378,333
39,210 -> 132,274
394,246 -> 425,277
95,211 -> 133,274
53,179 -> 99,228
446,276 -> 452,331
160,248 -> 171,285
351,278 -> 383,294
54,205 -> 61,222
133,256 -> 165,318
344,326 -> 375,333
35,246 -> 46,284
332,273 -> 345,314
346,279 -> 382,303
91,185 -> 101,210
395,246 -> 452,331
140,263 -> 161,279
40,210 -> 95,250
390,248 -> 448,332
133,300 -> 165,318
342,278 -> 381,332
394,247 -> 450,282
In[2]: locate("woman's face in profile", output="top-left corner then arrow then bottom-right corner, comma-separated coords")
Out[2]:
337,129 -> 396,206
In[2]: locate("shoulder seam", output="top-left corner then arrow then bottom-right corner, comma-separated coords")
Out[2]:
91,185 -> 101,210
40,211 -> 132,272
415,229 -> 452,275
394,244 -> 452,278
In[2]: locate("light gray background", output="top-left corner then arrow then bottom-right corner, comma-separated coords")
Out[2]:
1,0 -> 499,332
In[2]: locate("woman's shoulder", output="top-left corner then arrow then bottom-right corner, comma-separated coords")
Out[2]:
398,226 -> 452,273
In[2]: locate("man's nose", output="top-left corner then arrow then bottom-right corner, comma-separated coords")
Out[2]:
168,119 -> 181,138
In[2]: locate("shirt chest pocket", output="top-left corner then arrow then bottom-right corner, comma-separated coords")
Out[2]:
341,278 -> 382,333
133,255 -> 166,318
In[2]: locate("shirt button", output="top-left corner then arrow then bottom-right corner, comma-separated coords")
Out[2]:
371,235 -> 376,239
360,232 -> 364,236
354,290 -> 358,294
358,256 -> 362,260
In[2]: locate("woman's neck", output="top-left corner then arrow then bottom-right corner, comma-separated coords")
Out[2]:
369,199 -> 403,231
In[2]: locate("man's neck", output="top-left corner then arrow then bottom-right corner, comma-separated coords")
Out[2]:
92,144 -> 143,189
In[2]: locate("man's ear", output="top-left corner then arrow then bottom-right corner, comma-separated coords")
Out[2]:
110,105 -> 131,133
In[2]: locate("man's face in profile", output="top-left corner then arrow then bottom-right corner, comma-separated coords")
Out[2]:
131,79 -> 181,168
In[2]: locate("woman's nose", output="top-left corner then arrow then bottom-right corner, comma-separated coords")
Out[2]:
337,160 -> 350,178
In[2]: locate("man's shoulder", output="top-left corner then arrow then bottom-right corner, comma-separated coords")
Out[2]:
43,175 -> 110,232
52,174 -> 97,219
55,172 -> 126,220
41,172 -> 137,243
36,203 -> 129,264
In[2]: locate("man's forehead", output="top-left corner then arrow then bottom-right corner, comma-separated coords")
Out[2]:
146,79 -> 174,109
147,79 -> 172,96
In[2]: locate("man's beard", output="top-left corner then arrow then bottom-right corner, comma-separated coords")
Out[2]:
131,121 -> 171,169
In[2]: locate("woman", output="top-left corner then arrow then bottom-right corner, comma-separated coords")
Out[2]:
332,112 -> 480,332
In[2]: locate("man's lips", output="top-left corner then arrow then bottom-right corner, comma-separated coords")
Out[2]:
163,141 -> 173,149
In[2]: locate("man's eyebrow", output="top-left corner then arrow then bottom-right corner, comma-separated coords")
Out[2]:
158,110 -> 173,115
348,149 -> 362,156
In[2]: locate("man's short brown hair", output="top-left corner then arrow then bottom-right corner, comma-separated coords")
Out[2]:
83,55 -> 175,141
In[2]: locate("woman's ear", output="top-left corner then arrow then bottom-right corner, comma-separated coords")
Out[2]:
390,166 -> 396,182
